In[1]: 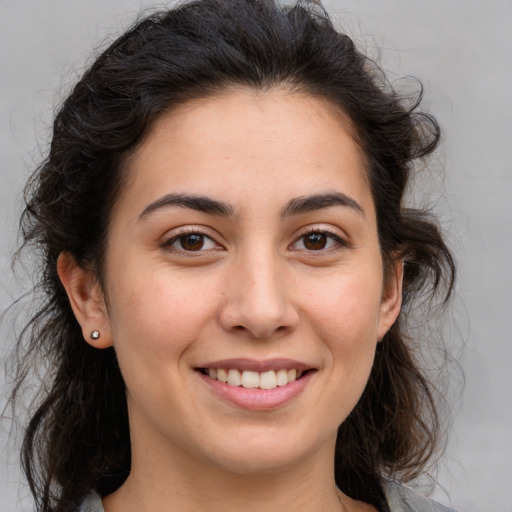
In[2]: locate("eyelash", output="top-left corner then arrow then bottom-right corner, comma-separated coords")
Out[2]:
161,227 -> 349,255
161,228 -> 221,253
290,229 -> 349,252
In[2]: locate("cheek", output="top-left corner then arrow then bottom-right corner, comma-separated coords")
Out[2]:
106,267 -> 221,362
305,268 -> 383,363
294,270 -> 382,426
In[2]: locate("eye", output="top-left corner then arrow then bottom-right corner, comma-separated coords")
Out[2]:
163,231 -> 219,252
291,230 -> 346,251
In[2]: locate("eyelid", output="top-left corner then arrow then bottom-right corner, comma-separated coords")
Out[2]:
160,225 -> 225,252
159,224 -> 351,253
290,225 -> 352,251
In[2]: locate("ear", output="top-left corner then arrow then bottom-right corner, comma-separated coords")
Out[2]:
377,259 -> 403,342
57,251 -> 113,349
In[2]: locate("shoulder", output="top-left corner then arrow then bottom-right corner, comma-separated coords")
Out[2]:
78,491 -> 105,512
383,480 -> 456,512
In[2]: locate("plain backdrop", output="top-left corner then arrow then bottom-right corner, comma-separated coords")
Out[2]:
1,1 -> 511,511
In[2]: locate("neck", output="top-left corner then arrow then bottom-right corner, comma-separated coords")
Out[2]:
103,438 -> 351,512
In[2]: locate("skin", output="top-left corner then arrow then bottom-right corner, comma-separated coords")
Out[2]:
58,88 -> 402,512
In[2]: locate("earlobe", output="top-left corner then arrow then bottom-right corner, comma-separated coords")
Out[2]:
377,259 -> 404,342
57,252 -> 113,348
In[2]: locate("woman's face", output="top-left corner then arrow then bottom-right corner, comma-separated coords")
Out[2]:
82,89 -> 401,474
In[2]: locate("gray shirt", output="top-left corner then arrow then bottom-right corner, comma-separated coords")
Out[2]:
78,481 -> 455,512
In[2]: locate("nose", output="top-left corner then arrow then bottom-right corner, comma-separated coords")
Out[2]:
218,250 -> 299,340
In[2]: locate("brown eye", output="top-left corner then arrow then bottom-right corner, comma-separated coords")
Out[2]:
291,230 -> 345,252
179,234 -> 205,251
303,232 -> 328,250
163,231 -> 220,252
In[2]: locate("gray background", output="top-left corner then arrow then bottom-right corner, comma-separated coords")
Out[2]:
1,1 -> 511,511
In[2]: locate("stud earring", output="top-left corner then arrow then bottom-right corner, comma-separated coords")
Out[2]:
90,330 -> 100,340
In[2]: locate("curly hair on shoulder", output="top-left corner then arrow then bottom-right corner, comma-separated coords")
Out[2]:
9,1 -> 455,510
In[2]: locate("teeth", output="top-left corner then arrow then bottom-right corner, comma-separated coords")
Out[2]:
217,368 -> 228,383
227,369 -> 242,387
241,370 -> 260,388
205,368 -> 306,389
276,369 -> 288,386
259,370 -> 277,390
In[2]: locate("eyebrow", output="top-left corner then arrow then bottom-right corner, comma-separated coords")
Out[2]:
138,193 -> 235,221
280,192 -> 366,219
138,191 -> 365,221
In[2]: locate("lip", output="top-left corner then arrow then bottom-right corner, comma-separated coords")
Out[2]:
195,359 -> 316,410
195,358 -> 313,372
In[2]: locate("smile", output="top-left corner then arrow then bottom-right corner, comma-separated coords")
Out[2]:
200,368 -> 305,390
195,359 -> 316,409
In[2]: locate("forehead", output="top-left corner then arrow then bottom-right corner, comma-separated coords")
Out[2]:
115,88 -> 373,220
138,88 -> 363,161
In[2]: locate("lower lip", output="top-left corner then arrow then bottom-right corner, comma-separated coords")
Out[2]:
198,371 -> 314,410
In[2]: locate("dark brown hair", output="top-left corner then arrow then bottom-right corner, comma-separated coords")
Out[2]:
10,0 -> 455,510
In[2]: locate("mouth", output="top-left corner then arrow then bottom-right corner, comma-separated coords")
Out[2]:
197,367 -> 312,390
195,359 -> 316,409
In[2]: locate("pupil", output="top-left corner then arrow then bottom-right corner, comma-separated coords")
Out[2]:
181,234 -> 204,250
305,233 -> 326,250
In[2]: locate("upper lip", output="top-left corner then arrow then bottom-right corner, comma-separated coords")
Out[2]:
195,358 -> 314,372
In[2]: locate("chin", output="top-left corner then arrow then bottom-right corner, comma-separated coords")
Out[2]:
208,451 -> 303,476
198,427 -> 331,476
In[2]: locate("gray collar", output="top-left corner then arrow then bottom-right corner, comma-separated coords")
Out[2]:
79,482 -> 456,512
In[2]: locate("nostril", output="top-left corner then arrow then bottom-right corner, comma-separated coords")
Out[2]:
217,291 -> 299,339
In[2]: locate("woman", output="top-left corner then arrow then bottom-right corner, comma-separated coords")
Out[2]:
10,0 -> 456,510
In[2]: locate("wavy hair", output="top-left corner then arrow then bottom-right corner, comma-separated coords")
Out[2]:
9,0 -> 455,510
